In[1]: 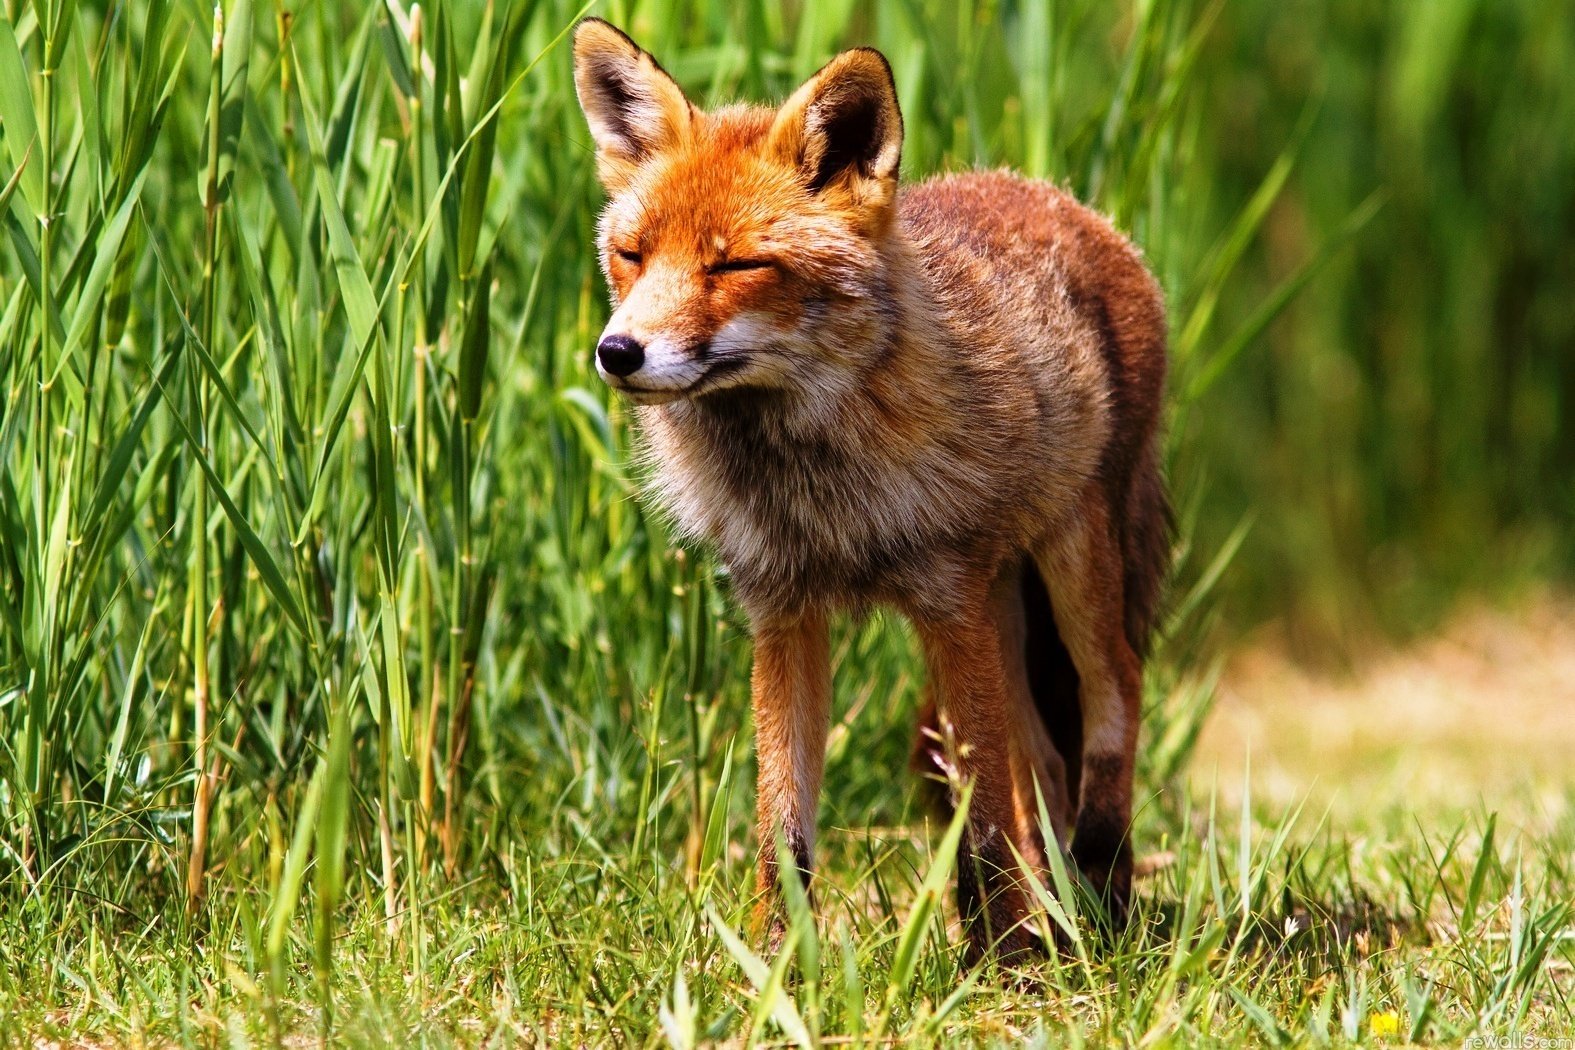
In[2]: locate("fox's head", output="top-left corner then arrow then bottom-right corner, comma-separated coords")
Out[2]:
573,19 -> 904,405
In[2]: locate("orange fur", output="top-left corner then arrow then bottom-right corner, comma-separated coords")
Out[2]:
574,18 -> 1170,963
749,611 -> 831,946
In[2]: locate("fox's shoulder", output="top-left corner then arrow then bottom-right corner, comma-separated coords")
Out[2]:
898,169 -> 1131,264
899,168 -> 1082,227
898,168 -> 1162,324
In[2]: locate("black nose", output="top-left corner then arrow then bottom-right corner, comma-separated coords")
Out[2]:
596,334 -> 645,378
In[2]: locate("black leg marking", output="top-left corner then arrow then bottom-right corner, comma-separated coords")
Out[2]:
1072,754 -> 1134,927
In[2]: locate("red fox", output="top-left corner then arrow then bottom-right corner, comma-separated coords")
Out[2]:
573,19 -> 1169,962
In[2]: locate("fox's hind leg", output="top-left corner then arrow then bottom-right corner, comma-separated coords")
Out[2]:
1033,493 -> 1143,926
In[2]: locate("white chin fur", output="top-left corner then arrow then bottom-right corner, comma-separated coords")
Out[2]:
617,385 -> 690,405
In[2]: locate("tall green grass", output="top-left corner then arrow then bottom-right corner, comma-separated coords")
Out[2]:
0,0 -> 1568,1044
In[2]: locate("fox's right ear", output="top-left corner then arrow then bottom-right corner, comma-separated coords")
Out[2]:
573,19 -> 693,192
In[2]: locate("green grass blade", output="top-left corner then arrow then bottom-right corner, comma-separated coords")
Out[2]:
296,51 -> 379,351
1186,189 -> 1386,401
886,782 -> 970,1001
0,11 -> 42,211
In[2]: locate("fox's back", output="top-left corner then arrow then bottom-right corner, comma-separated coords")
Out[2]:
899,170 -> 1167,464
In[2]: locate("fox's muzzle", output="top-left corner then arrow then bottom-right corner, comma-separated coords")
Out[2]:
593,323 -> 726,403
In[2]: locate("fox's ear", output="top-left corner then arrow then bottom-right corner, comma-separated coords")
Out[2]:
770,48 -> 903,205
573,19 -> 692,190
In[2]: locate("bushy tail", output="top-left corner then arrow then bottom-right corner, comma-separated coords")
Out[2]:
1121,439 -> 1173,660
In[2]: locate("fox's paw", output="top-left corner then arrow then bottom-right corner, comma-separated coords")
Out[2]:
1071,835 -> 1133,932
962,916 -> 1046,974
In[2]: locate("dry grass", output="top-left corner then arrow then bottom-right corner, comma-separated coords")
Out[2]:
1199,590 -> 1575,824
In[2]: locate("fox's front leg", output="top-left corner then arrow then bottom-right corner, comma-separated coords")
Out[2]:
749,609 -> 832,948
914,595 -> 1038,965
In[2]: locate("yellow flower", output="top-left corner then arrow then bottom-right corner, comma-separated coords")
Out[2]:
1368,1011 -> 1401,1039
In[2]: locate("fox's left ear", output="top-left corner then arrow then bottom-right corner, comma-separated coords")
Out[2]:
573,19 -> 693,192
770,48 -> 903,209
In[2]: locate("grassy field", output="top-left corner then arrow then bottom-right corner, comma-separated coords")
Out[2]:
0,0 -> 1570,1045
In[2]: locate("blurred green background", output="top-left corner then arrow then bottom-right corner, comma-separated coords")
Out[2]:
1180,0 -> 1575,650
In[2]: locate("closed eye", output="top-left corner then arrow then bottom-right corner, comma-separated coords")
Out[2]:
709,258 -> 774,274
615,248 -> 642,265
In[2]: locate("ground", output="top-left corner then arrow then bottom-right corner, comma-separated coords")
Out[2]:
1202,590 -> 1575,821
